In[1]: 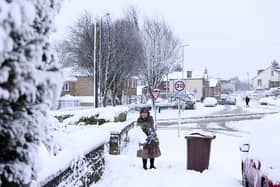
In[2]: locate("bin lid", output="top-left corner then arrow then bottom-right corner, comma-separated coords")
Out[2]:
184,130 -> 216,139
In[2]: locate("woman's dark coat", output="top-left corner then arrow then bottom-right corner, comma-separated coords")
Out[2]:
137,115 -> 161,159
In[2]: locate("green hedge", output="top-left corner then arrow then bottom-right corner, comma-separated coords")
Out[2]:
114,112 -> 127,122
77,115 -> 108,125
54,114 -> 74,123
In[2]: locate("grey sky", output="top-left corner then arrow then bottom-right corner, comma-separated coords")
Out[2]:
53,0 -> 280,81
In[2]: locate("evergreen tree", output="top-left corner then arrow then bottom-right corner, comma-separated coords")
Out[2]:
0,0 -> 62,186
271,59 -> 280,71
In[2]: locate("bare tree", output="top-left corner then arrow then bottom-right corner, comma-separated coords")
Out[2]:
105,11 -> 144,106
141,17 -> 181,101
60,9 -> 144,106
63,12 -> 96,75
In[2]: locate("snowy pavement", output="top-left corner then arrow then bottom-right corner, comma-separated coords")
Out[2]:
94,120 -> 256,187
49,101 -> 280,187
93,101 -> 280,187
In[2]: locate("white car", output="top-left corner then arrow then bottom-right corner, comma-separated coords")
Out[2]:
203,97 -> 217,107
240,114 -> 280,187
259,97 -> 276,106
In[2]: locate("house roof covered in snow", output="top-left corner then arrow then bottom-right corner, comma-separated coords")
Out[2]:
164,70 -> 207,80
209,79 -> 219,87
191,70 -> 206,79
62,67 -> 90,82
62,67 -> 77,82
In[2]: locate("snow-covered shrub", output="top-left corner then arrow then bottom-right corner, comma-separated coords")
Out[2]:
54,114 -> 74,123
0,0 -> 62,186
114,112 -> 127,122
77,116 -> 109,126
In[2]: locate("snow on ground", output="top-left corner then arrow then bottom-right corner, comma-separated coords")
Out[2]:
92,103 -> 280,187
94,127 -> 244,187
44,101 -> 280,187
50,106 -> 129,125
37,124 -> 109,183
151,103 -> 225,120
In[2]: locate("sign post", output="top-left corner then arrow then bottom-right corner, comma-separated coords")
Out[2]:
151,89 -> 160,130
174,80 -> 185,137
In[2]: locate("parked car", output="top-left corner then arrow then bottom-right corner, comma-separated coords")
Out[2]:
170,91 -> 196,110
218,96 -> 236,105
240,114 -> 280,187
203,97 -> 217,107
259,97 -> 275,106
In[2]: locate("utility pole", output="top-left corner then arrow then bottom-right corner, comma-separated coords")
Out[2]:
98,13 -> 110,107
247,72 -> 250,90
181,44 -> 190,79
93,23 -> 98,108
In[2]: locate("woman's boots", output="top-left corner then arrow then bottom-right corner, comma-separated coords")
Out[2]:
142,158 -> 156,170
150,158 -> 156,169
142,159 -> 147,170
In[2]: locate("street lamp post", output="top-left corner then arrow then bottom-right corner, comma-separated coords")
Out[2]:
93,23 -> 98,108
181,44 -> 190,79
99,13 -> 110,107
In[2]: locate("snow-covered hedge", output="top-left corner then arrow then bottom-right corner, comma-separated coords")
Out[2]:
37,121 -> 108,186
52,106 -> 129,126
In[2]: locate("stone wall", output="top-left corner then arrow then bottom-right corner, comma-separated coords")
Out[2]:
41,144 -> 104,187
109,121 -> 135,155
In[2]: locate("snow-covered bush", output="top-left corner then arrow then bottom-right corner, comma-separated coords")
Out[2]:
77,115 -> 109,126
114,111 -> 128,122
0,0 -> 62,186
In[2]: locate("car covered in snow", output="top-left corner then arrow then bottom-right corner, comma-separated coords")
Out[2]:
203,97 -> 217,107
157,92 -> 196,110
217,95 -> 236,105
259,97 -> 276,106
240,114 -> 280,187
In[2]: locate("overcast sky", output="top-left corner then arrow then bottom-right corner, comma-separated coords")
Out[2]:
53,0 -> 280,81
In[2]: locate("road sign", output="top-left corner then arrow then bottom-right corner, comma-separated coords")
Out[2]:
174,80 -> 185,92
151,89 -> 160,100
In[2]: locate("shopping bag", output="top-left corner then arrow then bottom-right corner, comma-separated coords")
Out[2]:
136,148 -> 143,157
137,143 -> 144,157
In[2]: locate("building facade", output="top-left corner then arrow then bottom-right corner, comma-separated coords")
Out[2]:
166,70 -> 210,101
252,66 -> 280,89
61,68 -> 137,106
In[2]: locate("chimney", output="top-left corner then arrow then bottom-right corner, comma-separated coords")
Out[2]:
257,69 -> 264,75
187,71 -> 192,78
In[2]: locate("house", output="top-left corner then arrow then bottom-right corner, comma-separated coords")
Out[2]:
164,69 -> 210,101
60,67 -> 94,107
220,79 -> 235,94
120,77 -> 138,104
61,67 -> 138,106
206,79 -> 221,97
252,65 -> 280,89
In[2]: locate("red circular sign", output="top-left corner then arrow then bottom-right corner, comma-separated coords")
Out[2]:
174,80 -> 185,91
151,89 -> 160,100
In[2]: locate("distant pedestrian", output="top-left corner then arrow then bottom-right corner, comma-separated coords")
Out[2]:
137,108 -> 161,170
245,96 -> 250,107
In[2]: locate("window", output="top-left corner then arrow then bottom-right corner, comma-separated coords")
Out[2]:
257,79 -> 262,87
269,81 -> 280,88
132,80 -> 136,88
271,71 -> 274,76
63,82 -> 70,91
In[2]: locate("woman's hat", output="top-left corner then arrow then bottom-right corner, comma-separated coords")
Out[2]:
140,107 -> 151,113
